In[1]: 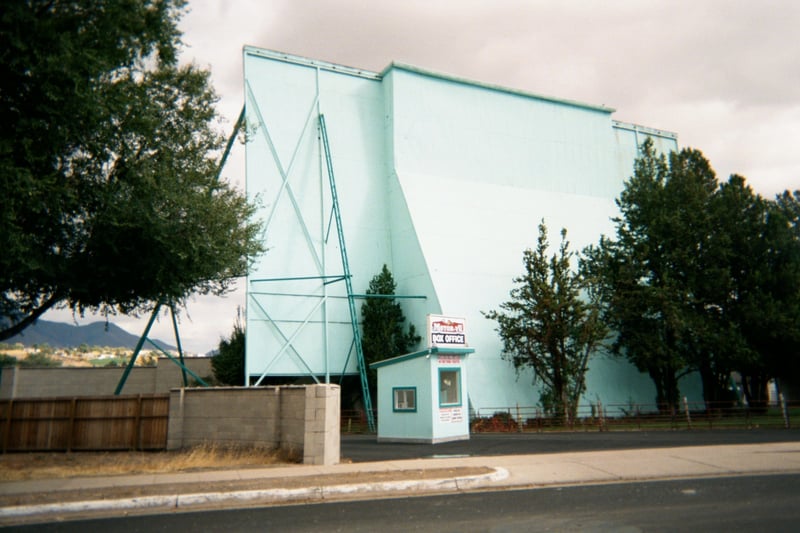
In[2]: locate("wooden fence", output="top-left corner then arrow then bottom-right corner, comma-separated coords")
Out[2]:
0,394 -> 169,452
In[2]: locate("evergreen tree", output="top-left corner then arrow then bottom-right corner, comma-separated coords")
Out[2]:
485,221 -> 608,423
211,316 -> 245,386
360,265 -> 421,395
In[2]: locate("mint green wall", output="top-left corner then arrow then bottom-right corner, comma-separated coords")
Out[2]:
376,355 -> 432,441
243,50 -> 390,380
243,47 -> 703,409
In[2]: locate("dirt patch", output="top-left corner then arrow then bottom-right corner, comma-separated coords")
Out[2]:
0,445 -> 297,481
0,448 -> 493,511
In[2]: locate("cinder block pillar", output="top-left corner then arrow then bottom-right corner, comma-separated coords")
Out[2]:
303,384 -> 340,465
166,388 -> 185,450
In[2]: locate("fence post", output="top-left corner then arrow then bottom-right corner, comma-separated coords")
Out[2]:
67,398 -> 77,452
780,393 -> 791,429
132,395 -> 143,451
516,404 -> 521,432
3,400 -> 13,453
597,400 -> 606,432
683,397 -> 692,429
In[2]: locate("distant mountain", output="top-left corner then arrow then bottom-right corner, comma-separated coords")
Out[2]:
4,320 -> 177,351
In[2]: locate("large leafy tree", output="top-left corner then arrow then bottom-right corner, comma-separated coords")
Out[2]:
0,1 -> 263,340
735,190 -> 800,406
583,140 -> 715,411
485,221 -> 608,423
360,265 -> 421,396
586,139 -> 800,409
694,175 -> 770,406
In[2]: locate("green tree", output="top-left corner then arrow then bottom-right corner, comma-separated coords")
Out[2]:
22,351 -> 62,367
360,265 -> 421,395
693,175 -> 769,406
484,221 -> 608,423
0,1 -> 263,341
735,190 -> 800,405
584,140 -> 718,411
211,317 -> 245,386
586,139 -> 800,409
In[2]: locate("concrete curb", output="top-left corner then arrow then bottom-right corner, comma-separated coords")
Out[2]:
0,467 -> 509,521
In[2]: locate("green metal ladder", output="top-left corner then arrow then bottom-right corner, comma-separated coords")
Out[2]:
318,114 -> 375,432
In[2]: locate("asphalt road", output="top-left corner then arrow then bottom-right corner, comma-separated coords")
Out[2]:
341,428 -> 800,462
13,474 -> 800,532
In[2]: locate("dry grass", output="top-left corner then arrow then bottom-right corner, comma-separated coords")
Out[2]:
0,443 -> 299,481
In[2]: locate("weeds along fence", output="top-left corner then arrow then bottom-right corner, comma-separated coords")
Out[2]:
340,398 -> 797,434
470,398 -> 798,433
0,394 -> 169,452
341,409 -> 374,434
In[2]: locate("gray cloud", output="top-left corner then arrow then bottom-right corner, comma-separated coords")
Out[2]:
221,0 -> 799,194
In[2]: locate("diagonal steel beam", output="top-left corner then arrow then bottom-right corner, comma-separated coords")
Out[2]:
245,81 -> 323,273
248,293 -> 322,385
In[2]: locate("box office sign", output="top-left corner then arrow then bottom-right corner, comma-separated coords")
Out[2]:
428,315 -> 466,348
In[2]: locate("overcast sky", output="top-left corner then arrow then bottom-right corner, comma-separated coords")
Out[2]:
45,0 -> 800,354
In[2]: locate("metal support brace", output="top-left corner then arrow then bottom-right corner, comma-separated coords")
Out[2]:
115,302 -> 209,395
114,302 -> 162,395
170,303 -> 188,386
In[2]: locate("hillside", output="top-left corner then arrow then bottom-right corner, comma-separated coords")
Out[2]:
4,320 -> 177,351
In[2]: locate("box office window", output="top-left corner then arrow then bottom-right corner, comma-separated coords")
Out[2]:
393,387 -> 417,412
439,368 -> 461,407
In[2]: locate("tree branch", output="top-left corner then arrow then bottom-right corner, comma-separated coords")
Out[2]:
0,294 -> 63,342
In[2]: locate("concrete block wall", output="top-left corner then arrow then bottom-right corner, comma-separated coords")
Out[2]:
0,357 -> 212,399
167,384 -> 340,465
153,357 -> 213,390
0,366 -> 157,397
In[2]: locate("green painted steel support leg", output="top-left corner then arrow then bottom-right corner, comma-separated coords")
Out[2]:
319,114 -> 375,432
114,302 -> 162,395
169,303 -> 188,387
146,338 -> 209,387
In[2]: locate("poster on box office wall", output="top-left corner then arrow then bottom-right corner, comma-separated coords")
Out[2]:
427,315 -> 466,349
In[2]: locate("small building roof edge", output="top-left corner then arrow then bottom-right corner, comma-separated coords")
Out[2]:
370,346 -> 475,369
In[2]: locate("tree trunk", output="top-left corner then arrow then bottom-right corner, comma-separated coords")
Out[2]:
699,360 -> 737,411
741,373 -> 769,414
650,366 -> 680,414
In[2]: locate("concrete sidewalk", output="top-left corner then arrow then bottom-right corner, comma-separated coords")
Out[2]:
3,442 -> 800,525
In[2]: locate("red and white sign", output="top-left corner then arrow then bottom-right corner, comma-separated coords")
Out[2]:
439,407 -> 464,423
428,315 -> 466,348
